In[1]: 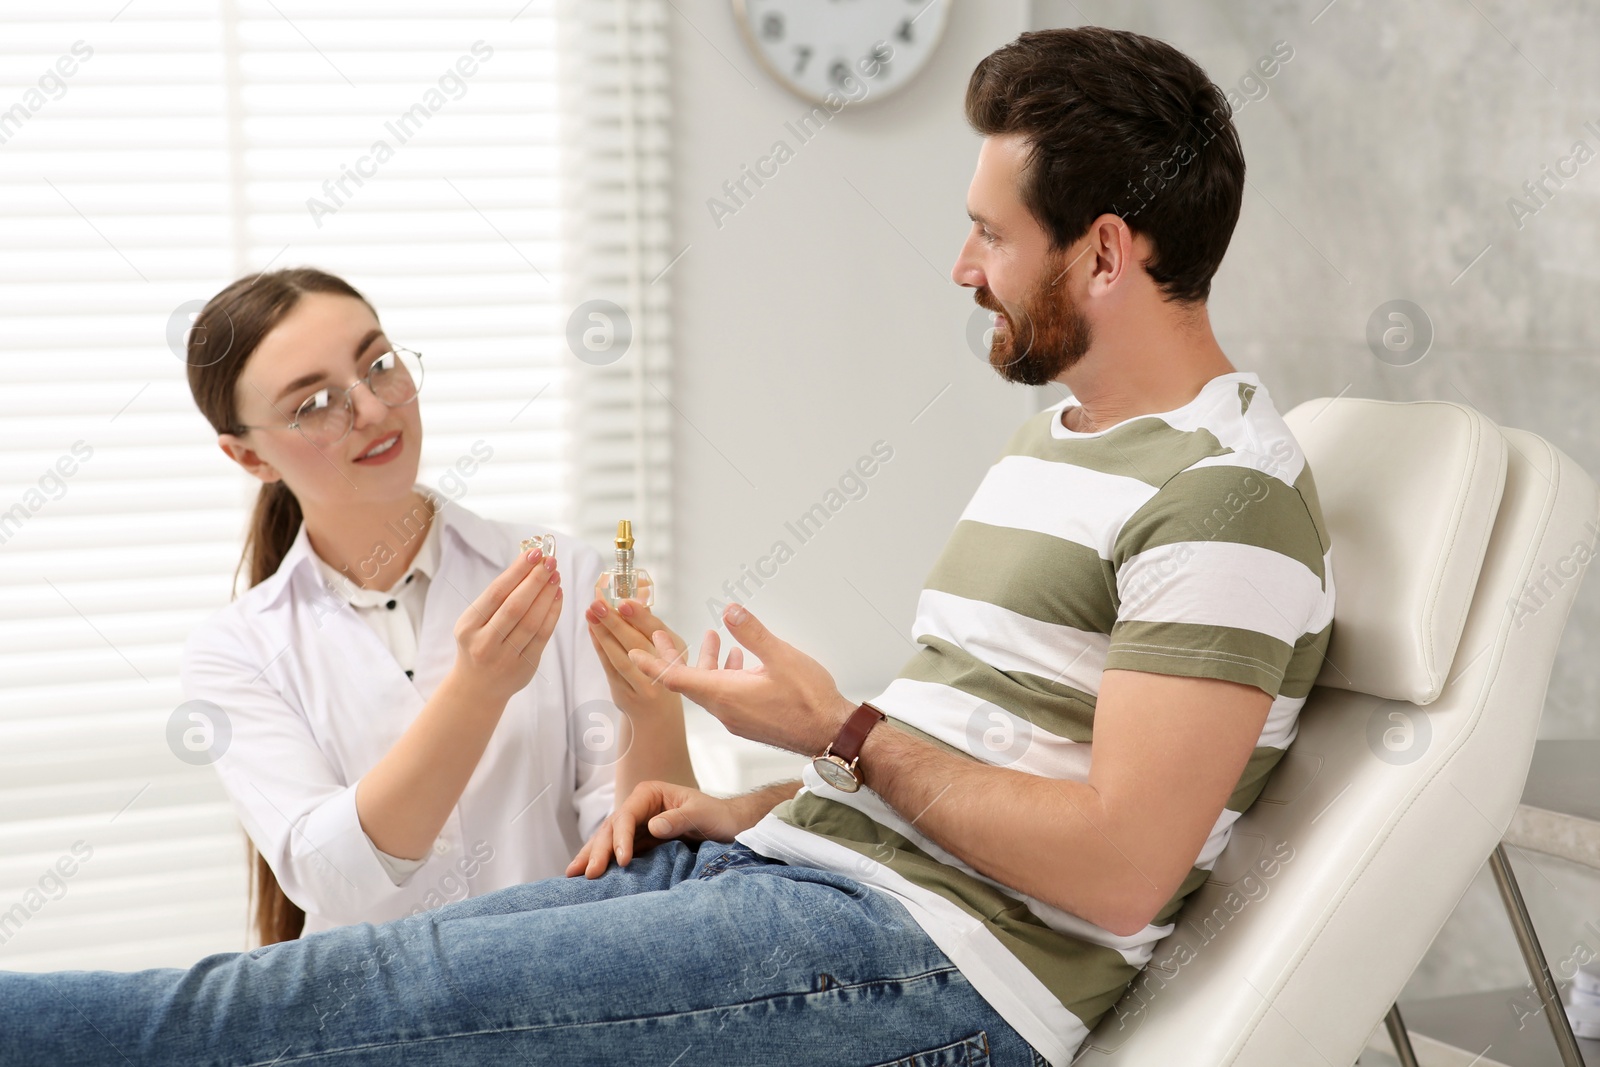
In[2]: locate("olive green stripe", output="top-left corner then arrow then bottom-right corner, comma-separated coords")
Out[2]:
1007,411 -> 1235,489
1114,465 -> 1326,582
1151,863 -> 1212,927
1105,620 -> 1295,694
1292,460 -> 1331,555
774,791 -> 1140,1025
880,714 -> 982,762
923,521 -> 1119,634
899,636 -> 1098,743
1278,618 -> 1334,700
1226,744 -> 1289,814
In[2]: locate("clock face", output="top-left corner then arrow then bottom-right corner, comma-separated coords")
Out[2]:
733,0 -> 952,108
813,755 -> 861,792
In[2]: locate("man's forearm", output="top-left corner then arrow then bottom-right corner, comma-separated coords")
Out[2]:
855,720 -> 1158,935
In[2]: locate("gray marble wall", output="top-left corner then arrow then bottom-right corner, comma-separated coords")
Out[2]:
1033,0 -> 1600,1007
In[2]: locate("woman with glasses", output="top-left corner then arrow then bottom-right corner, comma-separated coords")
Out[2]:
180,267 -> 696,945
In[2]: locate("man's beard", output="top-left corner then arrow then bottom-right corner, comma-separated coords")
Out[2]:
975,251 -> 1092,386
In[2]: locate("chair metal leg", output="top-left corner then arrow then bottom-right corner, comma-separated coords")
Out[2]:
1488,842 -> 1588,1067
1384,1002 -> 1422,1067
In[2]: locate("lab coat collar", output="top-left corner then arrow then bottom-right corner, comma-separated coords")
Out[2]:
253,484 -> 503,611
313,497 -> 443,606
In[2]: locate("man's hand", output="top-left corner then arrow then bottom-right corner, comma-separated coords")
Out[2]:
565,779 -> 770,879
626,602 -> 855,756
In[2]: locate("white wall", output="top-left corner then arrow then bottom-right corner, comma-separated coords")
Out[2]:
662,1 -> 1036,789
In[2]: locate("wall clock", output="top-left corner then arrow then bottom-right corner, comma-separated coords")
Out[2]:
732,0 -> 953,107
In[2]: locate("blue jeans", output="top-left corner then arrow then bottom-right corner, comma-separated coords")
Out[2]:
1,839 -> 1051,1065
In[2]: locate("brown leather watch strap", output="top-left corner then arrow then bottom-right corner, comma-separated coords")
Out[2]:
829,701 -> 886,762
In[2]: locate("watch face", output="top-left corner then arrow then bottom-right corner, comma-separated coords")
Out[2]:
813,755 -> 861,792
733,0 -> 952,108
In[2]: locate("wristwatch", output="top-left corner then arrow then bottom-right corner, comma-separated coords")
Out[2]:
811,701 -> 886,793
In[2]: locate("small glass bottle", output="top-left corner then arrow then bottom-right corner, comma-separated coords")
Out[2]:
520,533 -> 556,560
596,519 -> 654,608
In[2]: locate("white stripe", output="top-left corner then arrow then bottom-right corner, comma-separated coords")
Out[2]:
1117,539 -> 1323,645
737,815 -> 1092,1067
1261,693 -> 1304,750
958,454 -> 1156,557
872,677 -> 1094,780
1306,546 -> 1337,632
912,589 -> 1109,698
1196,806 -> 1245,870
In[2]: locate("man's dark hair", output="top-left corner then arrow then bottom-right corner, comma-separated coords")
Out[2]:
965,26 -> 1245,304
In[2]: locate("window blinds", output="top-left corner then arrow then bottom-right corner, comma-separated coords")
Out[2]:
559,0 -> 674,587
0,0 -> 672,971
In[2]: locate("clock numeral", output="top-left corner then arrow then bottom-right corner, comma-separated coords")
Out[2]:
861,41 -> 892,79
746,4 -> 935,99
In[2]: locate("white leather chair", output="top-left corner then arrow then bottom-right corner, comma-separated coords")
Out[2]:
1071,397 -> 1600,1066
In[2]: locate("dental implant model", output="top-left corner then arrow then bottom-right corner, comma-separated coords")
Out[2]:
596,519 -> 654,608
520,533 -> 556,560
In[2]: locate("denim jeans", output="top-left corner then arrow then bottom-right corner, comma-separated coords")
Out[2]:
1,839 -> 1053,1065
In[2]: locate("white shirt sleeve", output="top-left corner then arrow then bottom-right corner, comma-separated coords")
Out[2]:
566,540 -> 618,841
179,622 -> 428,926
367,835 -> 428,886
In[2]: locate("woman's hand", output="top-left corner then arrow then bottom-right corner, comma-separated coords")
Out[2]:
584,594 -> 687,719
565,779 -> 763,879
451,547 -> 562,704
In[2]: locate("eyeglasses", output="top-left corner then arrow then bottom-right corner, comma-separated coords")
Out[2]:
231,347 -> 425,447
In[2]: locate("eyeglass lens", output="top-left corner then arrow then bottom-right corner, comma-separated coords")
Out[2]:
295,348 -> 423,445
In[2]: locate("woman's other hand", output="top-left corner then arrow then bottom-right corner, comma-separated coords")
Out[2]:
584,594 -> 688,718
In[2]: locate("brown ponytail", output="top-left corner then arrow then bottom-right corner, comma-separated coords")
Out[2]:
184,267 -> 377,948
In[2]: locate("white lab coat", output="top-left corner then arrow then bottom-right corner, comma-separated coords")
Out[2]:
178,491 -> 616,934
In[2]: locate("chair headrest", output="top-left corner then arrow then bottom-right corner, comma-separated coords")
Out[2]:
1283,397 -> 1507,704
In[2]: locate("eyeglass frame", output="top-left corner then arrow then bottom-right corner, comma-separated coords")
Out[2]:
228,345 -> 425,446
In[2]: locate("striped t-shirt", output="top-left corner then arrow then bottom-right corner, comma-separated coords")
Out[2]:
736,370 -> 1335,1066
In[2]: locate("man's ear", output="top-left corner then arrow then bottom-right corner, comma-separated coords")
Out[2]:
217,433 -> 278,484
1085,213 -> 1137,295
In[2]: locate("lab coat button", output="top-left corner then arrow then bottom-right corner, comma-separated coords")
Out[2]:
434,841 -> 449,855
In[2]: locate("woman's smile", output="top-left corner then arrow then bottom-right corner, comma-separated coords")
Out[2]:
354,430 -> 403,464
